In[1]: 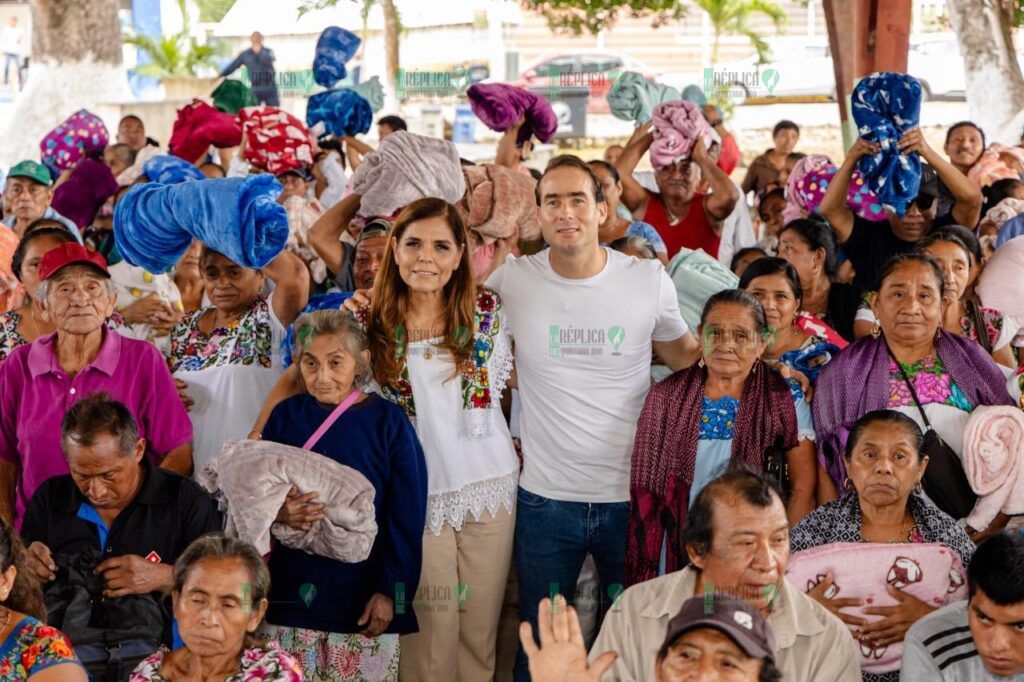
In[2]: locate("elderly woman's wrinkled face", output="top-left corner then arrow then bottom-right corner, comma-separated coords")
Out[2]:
945,126 -> 984,170
870,261 -> 943,348
655,160 -> 700,203
846,420 -> 927,508
173,557 -> 267,661
656,629 -> 764,682
201,252 -> 264,317
298,332 -> 367,404
19,235 -> 69,297
393,216 -> 465,295
40,265 -> 116,335
699,303 -> 767,379
744,272 -> 801,334
923,240 -> 971,302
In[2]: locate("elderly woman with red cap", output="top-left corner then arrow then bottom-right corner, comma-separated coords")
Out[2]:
0,244 -> 193,526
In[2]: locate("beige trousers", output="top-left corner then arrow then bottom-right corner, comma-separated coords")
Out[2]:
399,506 -> 515,682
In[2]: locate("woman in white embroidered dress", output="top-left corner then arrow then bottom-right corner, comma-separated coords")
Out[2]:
350,196 -> 517,682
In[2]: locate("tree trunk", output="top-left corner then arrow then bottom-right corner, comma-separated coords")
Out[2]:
711,30 -> 720,65
381,0 -> 399,95
946,0 -> 1024,143
0,0 -> 131,164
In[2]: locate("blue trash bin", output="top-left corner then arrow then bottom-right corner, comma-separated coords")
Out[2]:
452,104 -> 476,143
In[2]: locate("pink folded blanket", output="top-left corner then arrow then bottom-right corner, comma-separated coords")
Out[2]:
962,405 -> 1024,530
968,144 -> 1024,188
649,100 -> 713,170
788,542 -> 967,674
783,154 -> 886,224
199,439 -> 378,562
978,237 -> 1024,323
456,163 -> 540,242
981,197 -> 1024,233
467,83 -> 557,145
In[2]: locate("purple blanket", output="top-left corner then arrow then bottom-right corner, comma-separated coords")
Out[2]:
51,159 -> 119,229
467,83 -> 557,145
813,332 -> 1014,487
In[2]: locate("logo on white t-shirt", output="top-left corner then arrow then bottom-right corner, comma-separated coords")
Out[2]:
548,325 -> 626,358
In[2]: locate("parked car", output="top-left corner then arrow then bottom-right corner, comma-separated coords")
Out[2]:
517,52 -> 662,112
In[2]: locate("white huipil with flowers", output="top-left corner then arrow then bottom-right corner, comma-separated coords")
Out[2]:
370,288 -> 517,535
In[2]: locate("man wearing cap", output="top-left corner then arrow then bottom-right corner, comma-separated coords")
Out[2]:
590,470 -> 859,681
308,193 -> 390,292
2,160 -> 82,241
521,594 -> 782,681
0,244 -> 193,527
820,128 -> 983,290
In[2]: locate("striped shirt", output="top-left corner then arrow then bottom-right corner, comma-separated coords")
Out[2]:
901,602 -> 1024,681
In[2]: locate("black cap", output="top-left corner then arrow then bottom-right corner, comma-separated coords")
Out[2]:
662,595 -> 776,663
918,164 -> 939,199
277,167 -> 314,182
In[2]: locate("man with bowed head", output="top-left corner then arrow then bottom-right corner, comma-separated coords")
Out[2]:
483,154 -> 701,681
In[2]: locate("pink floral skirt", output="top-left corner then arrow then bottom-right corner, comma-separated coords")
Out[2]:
259,624 -> 399,682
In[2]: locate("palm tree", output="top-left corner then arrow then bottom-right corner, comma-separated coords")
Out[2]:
693,0 -> 787,65
123,0 -> 226,79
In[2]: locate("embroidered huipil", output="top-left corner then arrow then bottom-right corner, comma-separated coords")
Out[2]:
380,288 -> 517,535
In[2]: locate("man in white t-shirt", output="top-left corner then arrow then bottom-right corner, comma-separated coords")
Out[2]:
2,16 -> 24,87
484,154 -> 700,682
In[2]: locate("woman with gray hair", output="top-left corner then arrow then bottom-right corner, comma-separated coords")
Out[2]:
255,309 -> 427,681
130,534 -> 304,680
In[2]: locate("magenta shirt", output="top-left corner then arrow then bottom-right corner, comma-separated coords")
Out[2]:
0,330 -> 193,524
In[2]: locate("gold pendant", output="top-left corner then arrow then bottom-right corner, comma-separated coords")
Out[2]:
423,349 -> 433,360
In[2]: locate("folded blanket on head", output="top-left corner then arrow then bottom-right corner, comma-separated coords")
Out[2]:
788,542 -> 967,675
978,237 -> 1024,323
962,406 -> 1024,530
237,106 -> 315,175
351,131 -> 466,217
306,89 -> 373,138
666,247 -> 738,331
142,155 -> 205,185
200,439 -> 378,561
649,100 -> 713,170
113,174 -> 289,273
467,83 -> 557,145
456,163 -> 540,242
52,159 -> 120,230
968,144 -> 1024,188
350,75 -> 385,113
40,109 -> 109,174
313,26 -> 362,89
997,213 -> 1024,248
681,84 -> 707,106
606,72 -> 681,124
784,154 -> 886,224
851,72 -> 923,216
116,145 -> 162,186
169,99 -> 243,163
982,197 -> 1024,234
212,79 -> 257,114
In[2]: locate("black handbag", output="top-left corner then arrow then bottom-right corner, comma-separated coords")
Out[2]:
889,349 -> 978,519
762,436 -> 791,499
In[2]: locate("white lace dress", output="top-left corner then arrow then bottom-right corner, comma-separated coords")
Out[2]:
400,298 -> 517,536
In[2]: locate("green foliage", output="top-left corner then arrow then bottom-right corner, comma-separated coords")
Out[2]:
297,0 -> 402,36
123,0 -> 226,79
196,0 -> 238,23
520,0 -> 686,35
694,0 -> 787,64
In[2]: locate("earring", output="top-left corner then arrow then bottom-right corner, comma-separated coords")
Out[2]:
698,358 -> 705,369
871,323 -> 881,339
842,477 -> 855,494
913,481 -> 924,495
935,327 -> 942,341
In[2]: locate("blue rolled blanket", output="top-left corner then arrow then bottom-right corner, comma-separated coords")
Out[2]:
851,72 -> 923,216
606,72 -> 680,124
143,155 -> 205,184
306,89 -> 373,137
313,26 -> 362,89
113,174 -> 289,274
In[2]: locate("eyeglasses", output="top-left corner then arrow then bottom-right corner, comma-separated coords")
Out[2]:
913,194 -> 936,212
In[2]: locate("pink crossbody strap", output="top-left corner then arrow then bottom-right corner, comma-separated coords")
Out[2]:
302,389 -> 364,450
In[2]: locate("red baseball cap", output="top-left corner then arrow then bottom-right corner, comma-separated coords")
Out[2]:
38,243 -> 110,282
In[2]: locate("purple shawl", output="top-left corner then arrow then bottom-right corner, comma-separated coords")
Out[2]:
51,159 -> 119,229
813,332 -> 1014,487
467,83 -> 557,145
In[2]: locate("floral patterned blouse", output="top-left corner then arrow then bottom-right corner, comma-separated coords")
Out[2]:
0,310 -> 128,363
168,295 -> 277,373
130,642 -> 304,681
887,354 -> 974,412
0,617 -> 81,678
